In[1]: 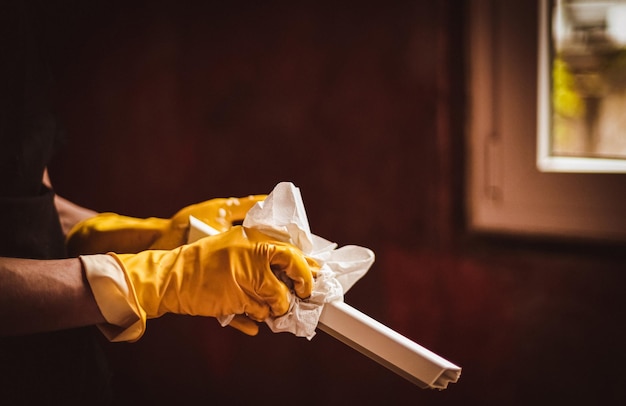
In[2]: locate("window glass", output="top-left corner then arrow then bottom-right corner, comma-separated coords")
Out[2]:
539,0 -> 626,172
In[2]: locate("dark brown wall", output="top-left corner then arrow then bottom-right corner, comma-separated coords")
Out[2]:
47,1 -> 626,404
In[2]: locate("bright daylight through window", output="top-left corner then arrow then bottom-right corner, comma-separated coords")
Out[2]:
538,0 -> 626,172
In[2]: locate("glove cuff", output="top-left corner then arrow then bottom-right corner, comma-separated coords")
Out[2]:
66,213 -> 169,256
80,254 -> 147,342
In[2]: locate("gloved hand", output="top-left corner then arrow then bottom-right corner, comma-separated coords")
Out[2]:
67,195 -> 266,256
104,226 -> 316,337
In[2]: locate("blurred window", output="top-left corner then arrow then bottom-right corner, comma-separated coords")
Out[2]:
466,0 -> 626,242
539,0 -> 626,172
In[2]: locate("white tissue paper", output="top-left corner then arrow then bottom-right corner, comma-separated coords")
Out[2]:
187,181 -> 374,340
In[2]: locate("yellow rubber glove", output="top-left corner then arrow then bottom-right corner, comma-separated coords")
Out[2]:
110,226 -> 316,337
66,195 -> 266,256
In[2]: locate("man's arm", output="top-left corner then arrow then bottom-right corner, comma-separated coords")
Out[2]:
0,170 -> 105,337
0,257 -> 106,336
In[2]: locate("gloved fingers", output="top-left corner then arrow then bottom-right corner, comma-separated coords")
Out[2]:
269,245 -> 317,300
306,257 -> 319,279
180,195 -> 266,232
227,314 -> 259,336
247,272 -> 292,318
151,195 -> 266,249
221,195 -> 266,224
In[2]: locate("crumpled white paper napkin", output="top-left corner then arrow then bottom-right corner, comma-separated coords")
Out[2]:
188,182 -> 375,339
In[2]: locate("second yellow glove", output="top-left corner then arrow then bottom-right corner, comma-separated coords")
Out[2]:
66,195 -> 265,255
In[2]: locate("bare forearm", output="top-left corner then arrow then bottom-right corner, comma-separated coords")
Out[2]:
0,257 -> 106,336
54,194 -> 98,235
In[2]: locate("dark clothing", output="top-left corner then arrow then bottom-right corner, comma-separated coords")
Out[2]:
0,0 -> 64,199
0,1 -> 111,404
0,186 -> 66,259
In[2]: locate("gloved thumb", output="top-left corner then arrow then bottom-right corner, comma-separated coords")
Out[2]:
227,314 -> 259,336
